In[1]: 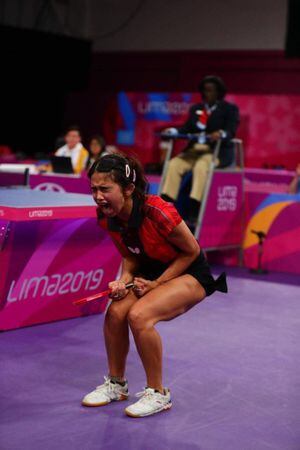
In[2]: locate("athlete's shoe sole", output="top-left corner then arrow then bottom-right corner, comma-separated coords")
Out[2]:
125,401 -> 172,418
82,394 -> 128,407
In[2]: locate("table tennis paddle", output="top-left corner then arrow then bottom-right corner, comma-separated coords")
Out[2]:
73,282 -> 134,306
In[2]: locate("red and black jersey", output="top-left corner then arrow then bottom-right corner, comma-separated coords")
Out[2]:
97,195 -> 186,273
97,194 -> 228,295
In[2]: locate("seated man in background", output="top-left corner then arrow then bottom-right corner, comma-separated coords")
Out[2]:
55,126 -> 88,174
288,163 -> 300,193
161,75 -> 239,222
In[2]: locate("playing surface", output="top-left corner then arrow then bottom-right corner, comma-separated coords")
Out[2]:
0,189 -> 94,207
1,268 -> 299,450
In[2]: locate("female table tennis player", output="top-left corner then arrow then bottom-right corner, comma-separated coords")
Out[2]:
82,154 -> 227,417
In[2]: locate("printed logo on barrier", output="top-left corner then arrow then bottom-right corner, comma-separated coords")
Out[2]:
28,210 -> 53,218
217,186 -> 238,211
6,268 -> 104,303
34,183 -> 65,192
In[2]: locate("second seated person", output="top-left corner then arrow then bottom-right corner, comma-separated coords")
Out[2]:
55,126 -> 89,174
86,135 -> 107,170
161,75 -> 240,222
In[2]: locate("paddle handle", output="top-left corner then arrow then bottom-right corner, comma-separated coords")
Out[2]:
73,282 -> 134,306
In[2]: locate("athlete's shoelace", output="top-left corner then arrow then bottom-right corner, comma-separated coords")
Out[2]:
135,388 -> 163,405
96,376 -> 124,395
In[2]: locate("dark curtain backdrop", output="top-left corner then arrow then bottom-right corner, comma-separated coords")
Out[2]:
0,25 -> 91,156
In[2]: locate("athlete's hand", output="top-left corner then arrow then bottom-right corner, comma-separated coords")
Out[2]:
108,280 -> 129,301
133,277 -> 159,297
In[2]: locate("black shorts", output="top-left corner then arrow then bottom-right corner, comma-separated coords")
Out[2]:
139,250 -> 228,297
184,251 -> 227,296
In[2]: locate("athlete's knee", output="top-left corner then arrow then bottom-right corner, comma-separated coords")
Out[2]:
128,305 -> 152,332
106,301 -> 128,325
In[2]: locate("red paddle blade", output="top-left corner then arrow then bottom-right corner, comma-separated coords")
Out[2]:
73,289 -> 111,306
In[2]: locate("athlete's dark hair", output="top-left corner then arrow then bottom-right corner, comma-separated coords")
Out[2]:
88,153 -> 148,201
198,75 -> 227,100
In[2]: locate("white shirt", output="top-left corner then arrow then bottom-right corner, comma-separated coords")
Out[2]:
55,143 -> 87,171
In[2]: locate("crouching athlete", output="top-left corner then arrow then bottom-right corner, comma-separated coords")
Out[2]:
82,154 -> 227,418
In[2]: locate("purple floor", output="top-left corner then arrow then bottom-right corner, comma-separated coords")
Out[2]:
1,269 -> 300,450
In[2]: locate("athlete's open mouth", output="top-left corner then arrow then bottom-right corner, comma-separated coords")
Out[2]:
98,201 -> 113,213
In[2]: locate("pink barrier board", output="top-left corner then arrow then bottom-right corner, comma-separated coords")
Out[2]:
30,173 -> 91,193
0,171 -> 91,193
243,193 -> 300,274
199,172 -> 244,249
0,190 -> 121,331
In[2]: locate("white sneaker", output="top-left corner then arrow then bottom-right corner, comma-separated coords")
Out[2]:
82,376 -> 129,407
125,387 -> 172,418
